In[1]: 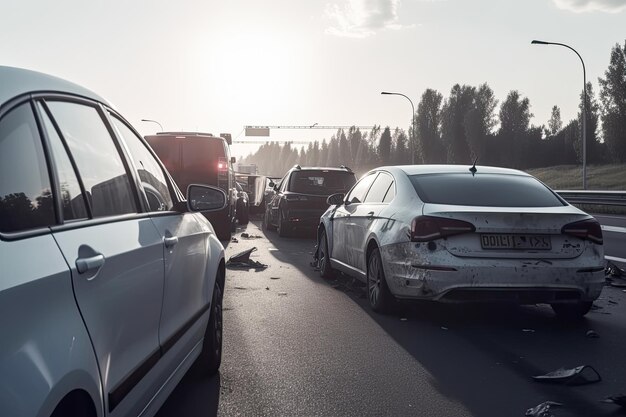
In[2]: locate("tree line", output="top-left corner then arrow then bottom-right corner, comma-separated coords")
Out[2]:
240,40 -> 626,177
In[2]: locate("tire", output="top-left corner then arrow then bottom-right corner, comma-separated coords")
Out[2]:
195,280 -> 223,375
551,301 -> 593,320
240,204 -> 249,224
215,221 -> 231,241
318,229 -> 334,279
367,247 -> 394,313
263,208 -> 276,231
277,210 -> 291,237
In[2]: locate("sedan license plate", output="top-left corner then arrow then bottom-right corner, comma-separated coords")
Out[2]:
480,234 -> 551,250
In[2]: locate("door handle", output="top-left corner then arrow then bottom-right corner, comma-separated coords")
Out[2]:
76,254 -> 105,274
164,236 -> 179,248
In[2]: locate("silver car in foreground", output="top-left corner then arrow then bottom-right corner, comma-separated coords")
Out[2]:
317,165 -> 605,318
0,66 -> 226,417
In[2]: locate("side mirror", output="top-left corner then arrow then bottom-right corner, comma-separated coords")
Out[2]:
327,193 -> 345,206
268,180 -> 275,188
231,156 -> 236,164
187,184 -> 227,212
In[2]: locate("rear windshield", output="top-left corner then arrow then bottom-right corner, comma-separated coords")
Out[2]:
288,170 -> 356,196
409,173 -> 566,207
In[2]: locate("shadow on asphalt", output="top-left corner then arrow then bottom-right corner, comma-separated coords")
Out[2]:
155,371 -> 220,417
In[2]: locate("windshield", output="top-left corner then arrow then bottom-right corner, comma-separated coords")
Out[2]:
410,173 -> 566,207
288,170 -> 356,196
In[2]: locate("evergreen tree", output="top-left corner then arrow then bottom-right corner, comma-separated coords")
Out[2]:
441,84 -> 475,164
378,127 -> 392,165
599,40 -> 626,162
548,105 -> 563,136
416,89 -> 444,163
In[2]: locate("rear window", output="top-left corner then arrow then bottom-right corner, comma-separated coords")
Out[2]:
288,170 -> 356,196
410,173 -> 565,207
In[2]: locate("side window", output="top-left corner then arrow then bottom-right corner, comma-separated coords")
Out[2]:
346,173 -> 377,204
364,172 -> 394,203
46,101 -> 136,218
0,103 -> 55,233
111,116 -> 174,212
382,181 -> 395,203
38,103 -> 88,221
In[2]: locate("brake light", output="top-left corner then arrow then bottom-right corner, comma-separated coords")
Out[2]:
562,218 -> 603,244
410,216 -> 475,242
218,157 -> 228,171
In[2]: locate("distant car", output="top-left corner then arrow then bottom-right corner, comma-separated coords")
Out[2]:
235,181 -> 249,224
146,132 -> 238,240
0,66 -> 226,417
317,165 -> 605,319
264,166 -> 356,237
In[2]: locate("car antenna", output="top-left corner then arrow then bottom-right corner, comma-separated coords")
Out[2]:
469,157 -> 478,176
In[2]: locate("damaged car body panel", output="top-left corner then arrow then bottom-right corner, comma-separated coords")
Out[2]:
317,164 -> 605,317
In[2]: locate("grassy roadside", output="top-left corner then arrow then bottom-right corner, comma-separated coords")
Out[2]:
528,164 -> 626,190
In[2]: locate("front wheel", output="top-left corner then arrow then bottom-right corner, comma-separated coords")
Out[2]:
277,210 -> 291,237
263,209 -> 276,231
367,248 -> 394,313
551,301 -> 593,320
318,229 -> 334,279
195,280 -> 223,375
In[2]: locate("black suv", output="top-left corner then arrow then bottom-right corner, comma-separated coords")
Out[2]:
263,166 -> 356,236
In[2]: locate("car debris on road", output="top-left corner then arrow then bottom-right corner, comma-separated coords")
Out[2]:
533,365 -> 601,385
525,401 -> 563,417
226,247 -> 268,270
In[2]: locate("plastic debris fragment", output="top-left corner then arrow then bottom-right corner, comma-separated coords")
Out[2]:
525,401 -> 563,417
278,292 -> 287,296
231,237 -> 239,243
226,247 -> 268,270
601,394 -> 626,407
586,330 -> 600,338
523,329 -> 536,333
533,365 -> 601,385
400,318 -> 408,321
241,232 -> 264,239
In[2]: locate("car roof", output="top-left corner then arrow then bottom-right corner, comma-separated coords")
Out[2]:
150,132 -> 219,138
0,66 -> 109,108
291,166 -> 353,172
377,164 -> 531,177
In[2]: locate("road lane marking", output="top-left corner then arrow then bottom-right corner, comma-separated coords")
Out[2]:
601,225 -> 626,234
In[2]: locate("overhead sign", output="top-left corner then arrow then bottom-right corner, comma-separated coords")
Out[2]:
245,127 -> 270,137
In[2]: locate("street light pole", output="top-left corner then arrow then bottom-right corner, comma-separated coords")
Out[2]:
381,91 -> 416,164
141,118 -> 164,132
531,39 -> 587,189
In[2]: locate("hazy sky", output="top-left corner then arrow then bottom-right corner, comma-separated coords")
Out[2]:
2,0 -> 625,159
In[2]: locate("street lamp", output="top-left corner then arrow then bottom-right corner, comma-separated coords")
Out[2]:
531,39 -> 587,189
381,91 -> 416,164
141,118 -> 164,132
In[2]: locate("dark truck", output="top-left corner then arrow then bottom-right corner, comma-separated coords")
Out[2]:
146,132 -> 237,240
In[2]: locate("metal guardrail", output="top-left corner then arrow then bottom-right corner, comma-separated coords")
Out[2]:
556,190 -> 626,207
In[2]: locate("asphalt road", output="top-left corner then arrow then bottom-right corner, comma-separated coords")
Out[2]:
157,219 -> 626,417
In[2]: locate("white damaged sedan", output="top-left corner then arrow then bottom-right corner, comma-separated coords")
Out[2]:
316,165 -> 605,319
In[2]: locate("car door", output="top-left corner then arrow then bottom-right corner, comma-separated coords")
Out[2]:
40,99 -> 165,416
332,172 -> 377,265
110,115 -> 213,363
346,172 -> 395,272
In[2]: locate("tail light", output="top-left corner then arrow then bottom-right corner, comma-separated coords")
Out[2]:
218,157 -> 228,171
561,218 -> 603,244
410,216 -> 475,242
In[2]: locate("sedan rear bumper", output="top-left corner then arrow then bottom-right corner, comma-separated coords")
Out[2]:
379,242 -> 605,303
